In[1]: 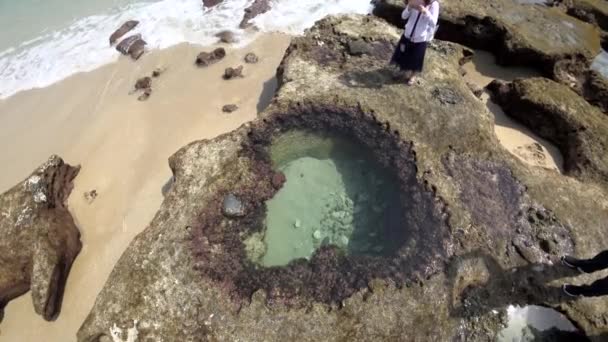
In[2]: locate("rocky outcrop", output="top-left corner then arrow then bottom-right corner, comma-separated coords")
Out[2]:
373,0 -> 601,74
582,69 -> 608,113
78,15 -> 608,342
0,156 -> 81,322
202,0 -> 223,8
240,0 -> 271,28
195,48 -> 226,67
566,0 -> 608,31
109,20 -> 139,46
116,34 -> 147,60
488,78 -> 608,185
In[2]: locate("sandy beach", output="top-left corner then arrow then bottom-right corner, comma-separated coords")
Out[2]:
0,32 -> 291,342
462,50 -> 564,173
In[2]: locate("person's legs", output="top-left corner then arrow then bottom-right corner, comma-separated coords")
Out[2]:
563,250 -> 608,273
563,275 -> 608,297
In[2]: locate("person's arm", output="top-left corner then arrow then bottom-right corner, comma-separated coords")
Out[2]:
421,1 -> 439,25
401,5 -> 411,20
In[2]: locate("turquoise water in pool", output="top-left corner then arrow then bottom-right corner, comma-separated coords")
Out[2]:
257,130 -> 402,267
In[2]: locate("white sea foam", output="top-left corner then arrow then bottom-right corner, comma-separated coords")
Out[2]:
0,0 -> 371,99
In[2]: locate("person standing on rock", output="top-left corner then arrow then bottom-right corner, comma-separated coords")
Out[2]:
390,0 -> 440,86
561,252 -> 608,297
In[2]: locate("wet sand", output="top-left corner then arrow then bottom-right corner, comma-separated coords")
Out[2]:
462,50 -> 564,173
0,33 -> 291,341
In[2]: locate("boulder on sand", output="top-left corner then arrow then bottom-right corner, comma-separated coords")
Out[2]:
0,156 -> 82,322
109,20 -> 139,46
244,52 -> 259,64
195,48 -> 226,67
116,34 -> 147,60
223,65 -> 244,80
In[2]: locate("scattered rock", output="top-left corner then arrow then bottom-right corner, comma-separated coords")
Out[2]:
133,76 -> 153,101
222,104 -> 239,113
116,34 -> 147,60
312,230 -> 322,240
134,77 -> 152,91
0,156 -> 81,322
83,190 -> 98,204
222,194 -> 245,218
109,20 -> 139,46
244,52 -> 259,64
223,65 -> 244,80
138,88 -> 152,102
152,67 -> 166,78
195,48 -> 226,67
373,0 -> 602,75
240,0 -> 271,28
271,171 -> 286,189
294,219 -> 301,228
216,30 -> 237,44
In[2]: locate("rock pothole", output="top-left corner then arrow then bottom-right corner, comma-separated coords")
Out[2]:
191,103 -> 453,306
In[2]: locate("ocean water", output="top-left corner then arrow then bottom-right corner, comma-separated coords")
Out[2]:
0,0 -> 371,99
258,131 -> 402,267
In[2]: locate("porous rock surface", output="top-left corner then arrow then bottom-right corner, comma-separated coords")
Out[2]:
78,15 -> 608,341
0,156 -> 82,322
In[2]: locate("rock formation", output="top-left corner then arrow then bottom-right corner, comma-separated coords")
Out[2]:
244,52 -> 259,64
195,48 -> 226,67
0,156 -> 82,322
240,0 -> 271,28
488,77 -> 608,185
373,0 -> 608,113
222,104 -> 238,113
202,0 -> 223,8
109,20 -> 139,46
116,34 -> 147,60
78,14 -> 608,341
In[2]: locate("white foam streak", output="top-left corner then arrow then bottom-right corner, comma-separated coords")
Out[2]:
0,0 -> 370,99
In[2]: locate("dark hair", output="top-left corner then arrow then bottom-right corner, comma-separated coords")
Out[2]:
424,0 -> 434,4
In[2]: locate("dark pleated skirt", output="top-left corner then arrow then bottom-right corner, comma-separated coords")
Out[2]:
390,35 -> 428,72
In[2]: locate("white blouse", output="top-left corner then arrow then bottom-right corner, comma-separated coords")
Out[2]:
401,1 -> 440,43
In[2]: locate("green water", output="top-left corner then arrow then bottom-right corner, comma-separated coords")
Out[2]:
253,131 -> 402,267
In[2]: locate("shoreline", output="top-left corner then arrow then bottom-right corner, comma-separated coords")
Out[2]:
0,32 -> 292,341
